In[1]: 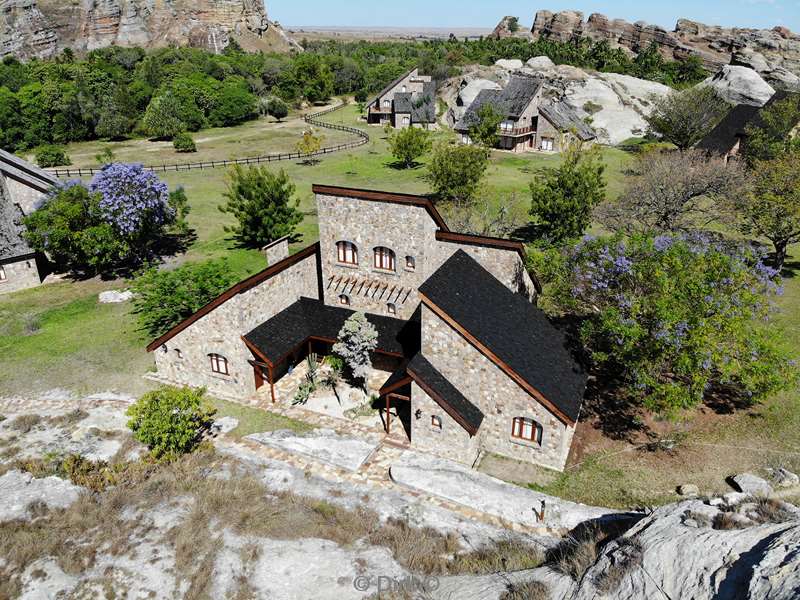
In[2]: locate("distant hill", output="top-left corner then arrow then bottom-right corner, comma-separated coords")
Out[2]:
0,0 -> 302,60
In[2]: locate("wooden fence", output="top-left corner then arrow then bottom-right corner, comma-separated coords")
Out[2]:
49,103 -> 370,178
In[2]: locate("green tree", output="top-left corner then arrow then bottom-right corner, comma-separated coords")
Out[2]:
142,91 -> 185,140
296,128 -> 325,163
173,132 -> 197,153
468,103 -> 504,148
267,96 -> 289,121
743,94 -> 800,164
291,54 -> 334,103
0,86 -> 22,150
426,142 -> 490,204
529,143 -> 606,245
333,312 -> 378,382
219,166 -> 302,248
644,86 -> 728,150
168,186 -> 191,235
126,386 -> 216,459
34,144 -> 71,168
734,152 -> 800,270
209,78 -> 257,127
23,184 -> 126,274
95,98 -> 133,140
388,126 -> 432,168
131,259 -> 237,337
554,233 -> 796,414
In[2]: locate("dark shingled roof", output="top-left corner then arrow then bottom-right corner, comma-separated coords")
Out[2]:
419,250 -> 586,423
697,90 -> 800,155
539,101 -> 596,141
411,81 -> 437,124
0,149 -> 59,197
455,75 -> 542,130
244,297 -> 420,366
394,92 -> 413,114
695,104 -> 760,155
407,353 -> 484,435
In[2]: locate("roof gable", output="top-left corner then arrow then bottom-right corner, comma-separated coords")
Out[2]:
539,101 -> 596,140
455,76 -> 542,130
418,250 -> 586,424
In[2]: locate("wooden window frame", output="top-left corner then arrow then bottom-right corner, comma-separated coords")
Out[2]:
336,241 -> 358,266
209,353 -> 229,376
373,246 -> 396,272
511,417 -> 542,444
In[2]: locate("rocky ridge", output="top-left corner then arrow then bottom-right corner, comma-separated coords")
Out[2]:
0,0 -> 302,60
527,9 -> 800,88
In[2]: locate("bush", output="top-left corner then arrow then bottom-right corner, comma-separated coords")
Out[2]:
131,259 -> 239,337
267,96 -> 289,121
426,142 -> 489,204
173,132 -> 197,153
219,165 -> 302,248
126,386 -> 216,459
142,91 -> 185,140
34,145 -> 71,168
388,126 -> 431,168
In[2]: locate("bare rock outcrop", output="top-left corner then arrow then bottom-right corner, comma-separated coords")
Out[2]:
530,9 -> 800,83
0,0 -> 301,60
702,65 -> 776,106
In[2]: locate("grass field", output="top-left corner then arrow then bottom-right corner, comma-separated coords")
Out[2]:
3,100 -> 799,509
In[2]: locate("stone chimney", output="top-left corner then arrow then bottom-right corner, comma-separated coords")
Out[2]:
263,236 -> 290,265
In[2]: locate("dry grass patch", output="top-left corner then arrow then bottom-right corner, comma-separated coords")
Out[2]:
593,537 -> 644,594
45,409 -> 89,428
8,414 -> 42,433
501,580 -> 550,600
547,524 -> 604,581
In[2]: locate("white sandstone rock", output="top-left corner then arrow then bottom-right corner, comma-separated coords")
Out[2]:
495,58 -> 524,70
732,473 -> 774,495
526,55 -> 556,71
99,289 -> 134,304
702,65 -> 776,107
0,470 -> 82,521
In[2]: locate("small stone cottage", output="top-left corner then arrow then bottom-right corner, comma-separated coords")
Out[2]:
0,149 -> 58,295
365,68 -> 437,129
148,185 -> 586,471
455,74 -> 596,153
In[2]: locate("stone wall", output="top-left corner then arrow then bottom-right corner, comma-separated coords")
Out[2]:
0,255 -> 41,295
153,251 -> 320,399
419,304 -> 574,471
409,381 -> 480,464
316,192 -> 538,319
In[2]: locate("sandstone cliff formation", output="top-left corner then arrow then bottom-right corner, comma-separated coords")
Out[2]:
528,10 -> 800,87
0,0 -> 302,60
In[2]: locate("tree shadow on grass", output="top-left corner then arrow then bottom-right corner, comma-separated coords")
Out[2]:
385,160 -> 425,170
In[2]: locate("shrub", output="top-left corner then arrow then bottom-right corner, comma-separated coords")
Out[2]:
267,96 -> 289,121
34,145 -> 71,168
426,142 -> 489,204
468,103 -> 503,148
142,91 -> 185,140
126,386 -> 216,459
173,132 -> 197,153
219,165 -> 302,248
388,126 -> 432,168
8,414 -> 41,433
131,259 -> 239,337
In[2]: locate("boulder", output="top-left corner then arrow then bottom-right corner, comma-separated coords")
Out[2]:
678,484 -> 699,497
768,467 -> 800,489
526,55 -> 556,71
702,65 -> 776,107
731,473 -> 774,495
99,290 -> 134,304
458,78 -> 502,107
495,58 -> 524,71
211,417 -> 239,435
0,470 -> 82,521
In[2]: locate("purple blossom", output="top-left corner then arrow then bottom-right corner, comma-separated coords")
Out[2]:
89,163 -> 173,236
653,235 -> 674,252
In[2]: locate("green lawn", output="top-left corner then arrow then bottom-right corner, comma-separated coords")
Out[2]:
211,398 -> 312,439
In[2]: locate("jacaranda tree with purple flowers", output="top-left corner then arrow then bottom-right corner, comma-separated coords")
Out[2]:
24,164 -> 178,275
553,232 -> 796,414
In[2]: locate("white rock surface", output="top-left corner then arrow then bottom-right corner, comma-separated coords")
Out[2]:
495,58 -> 524,70
389,451 -> 624,530
678,484 -> 700,497
458,78 -> 502,107
98,289 -> 134,304
245,428 -> 380,472
732,473 -> 774,495
769,467 -> 800,489
211,416 -> 239,435
571,499 -> 800,600
526,55 -> 556,71
0,470 -> 82,521
702,65 -> 776,107
748,524 -> 800,600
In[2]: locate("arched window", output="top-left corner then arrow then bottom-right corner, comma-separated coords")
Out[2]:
402,116 -> 410,125
209,353 -> 229,375
336,241 -> 358,265
383,99 -> 390,108
373,247 -> 396,271
339,294 -> 350,306
511,417 -> 542,444
0,265 -> 5,282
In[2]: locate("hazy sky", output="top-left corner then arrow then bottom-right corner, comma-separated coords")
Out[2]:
273,0 -> 799,31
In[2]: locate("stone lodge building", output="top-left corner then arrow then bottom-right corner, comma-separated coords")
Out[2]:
455,75 -> 596,153
365,68 -> 437,130
147,185 -> 587,471
0,149 -> 58,295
